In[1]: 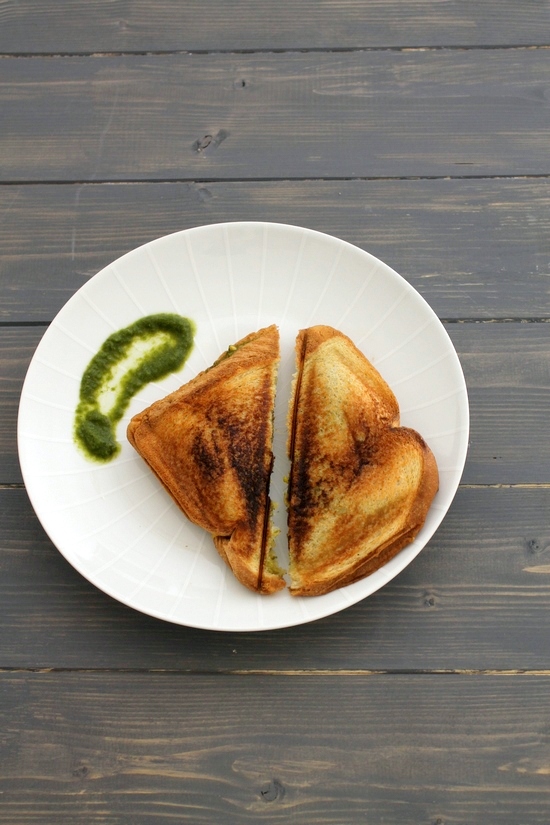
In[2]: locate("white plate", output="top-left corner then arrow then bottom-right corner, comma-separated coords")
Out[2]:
18,222 -> 469,632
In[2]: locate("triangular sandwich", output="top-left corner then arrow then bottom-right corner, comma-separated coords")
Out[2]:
127,325 -> 285,594
287,325 -> 439,596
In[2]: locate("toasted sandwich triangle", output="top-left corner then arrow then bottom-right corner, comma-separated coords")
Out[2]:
127,325 -> 285,594
287,325 -> 439,597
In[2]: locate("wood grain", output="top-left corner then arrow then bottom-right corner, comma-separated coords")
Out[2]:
1,671 -> 549,824
2,49 -> 550,182
2,179 -> 550,323
1,1 -> 548,53
2,481 -> 550,671
3,323 -> 549,485
448,323 -> 550,484
0,326 -> 43,484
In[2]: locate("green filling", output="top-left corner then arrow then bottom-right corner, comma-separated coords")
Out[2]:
74,313 -> 195,463
265,545 -> 285,577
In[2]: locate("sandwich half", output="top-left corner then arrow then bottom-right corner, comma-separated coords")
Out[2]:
127,324 -> 285,594
287,325 -> 439,596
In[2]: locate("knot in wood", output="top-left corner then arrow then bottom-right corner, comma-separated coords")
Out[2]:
194,134 -> 213,152
260,779 -> 285,802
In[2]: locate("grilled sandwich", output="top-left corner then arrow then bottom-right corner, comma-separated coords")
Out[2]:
127,324 -> 285,594
287,325 -> 439,596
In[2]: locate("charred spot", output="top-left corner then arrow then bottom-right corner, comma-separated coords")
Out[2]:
353,429 -> 378,473
229,434 -> 268,525
215,374 -> 273,525
291,456 -> 331,515
191,431 -> 224,481
291,425 -> 376,509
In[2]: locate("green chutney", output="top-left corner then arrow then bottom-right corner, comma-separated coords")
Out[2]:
74,313 -> 195,462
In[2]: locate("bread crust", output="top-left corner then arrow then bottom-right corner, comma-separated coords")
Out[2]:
287,325 -> 439,596
127,325 -> 284,595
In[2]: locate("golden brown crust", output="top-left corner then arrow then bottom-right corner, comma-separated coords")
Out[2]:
287,325 -> 439,597
127,325 -> 285,595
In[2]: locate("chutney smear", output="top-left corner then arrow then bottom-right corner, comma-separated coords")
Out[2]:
74,313 -> 195,462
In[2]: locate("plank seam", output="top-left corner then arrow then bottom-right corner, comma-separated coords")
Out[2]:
1,667 -> 549,676
2,174 -> 550,186
1,44 -> 550,59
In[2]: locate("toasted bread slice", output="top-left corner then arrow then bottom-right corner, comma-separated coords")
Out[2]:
287,325 -> 439,596
127,325 -> 285,594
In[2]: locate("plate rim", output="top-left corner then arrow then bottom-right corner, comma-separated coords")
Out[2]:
17,220 -> 470,632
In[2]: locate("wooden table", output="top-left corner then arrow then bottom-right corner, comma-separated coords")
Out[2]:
2,3 -> 550,822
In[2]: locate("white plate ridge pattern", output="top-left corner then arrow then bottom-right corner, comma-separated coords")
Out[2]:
17,222 -> 469,632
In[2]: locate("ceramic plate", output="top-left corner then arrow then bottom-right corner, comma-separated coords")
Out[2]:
18,222 -> 469,631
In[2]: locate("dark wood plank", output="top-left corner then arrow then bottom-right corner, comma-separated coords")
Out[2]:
2,49 -> 550,181
1,671 -> 549,823
2,484 -> 550,671
449,323 -> 550,484
0,327 -> 44,484
3,323 -> 549,485
0,0 -> 548,53
2,179 -> 550,323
